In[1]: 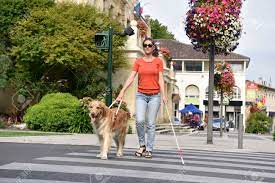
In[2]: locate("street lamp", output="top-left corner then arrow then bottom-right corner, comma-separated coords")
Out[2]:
94,26 -> 135,106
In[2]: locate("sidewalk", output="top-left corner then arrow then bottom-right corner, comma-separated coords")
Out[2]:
0,130 -> 274,154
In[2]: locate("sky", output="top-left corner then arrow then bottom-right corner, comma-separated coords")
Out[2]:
141,0 -> 275,87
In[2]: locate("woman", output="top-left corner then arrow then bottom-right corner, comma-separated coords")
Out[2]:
116,37 -> 167,158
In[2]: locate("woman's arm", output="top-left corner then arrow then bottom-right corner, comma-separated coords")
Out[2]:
116,71 -> 137,101
159,72 -> 168,104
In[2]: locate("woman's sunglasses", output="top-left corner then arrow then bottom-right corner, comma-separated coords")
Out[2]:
143,44 -> 153,48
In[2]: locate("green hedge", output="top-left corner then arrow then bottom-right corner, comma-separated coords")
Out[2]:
273,132 -> 275,141
24,93 -> 92,133
246,112 -> 271,134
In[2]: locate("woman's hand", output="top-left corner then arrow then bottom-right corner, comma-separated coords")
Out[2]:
116,90 -> 125,102
162,95 -> 168,104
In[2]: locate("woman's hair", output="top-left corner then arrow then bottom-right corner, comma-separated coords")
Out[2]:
143,37 -> 159,57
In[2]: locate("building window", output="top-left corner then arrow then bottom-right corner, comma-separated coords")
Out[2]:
233,86 -> 241,99
174,60 -> 182,71
185,85 -> 200,98
228,62 -> 244,73
184,61 -> 202,72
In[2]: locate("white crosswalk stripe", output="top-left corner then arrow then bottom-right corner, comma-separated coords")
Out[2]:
0,178 -> 84,183
0,147 -> 274,183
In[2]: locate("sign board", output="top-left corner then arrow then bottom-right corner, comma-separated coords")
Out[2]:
94,32 -> 109,50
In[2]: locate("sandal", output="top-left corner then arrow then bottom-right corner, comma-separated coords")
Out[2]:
135,145 -> 146,157
144,151 -> 152,158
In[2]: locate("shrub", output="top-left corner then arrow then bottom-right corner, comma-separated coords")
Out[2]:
24,93 -> 92,133
246,112 -> 271,134
273,132 -> 275,141
0,121 -> 5,129
127,125 -> 132,134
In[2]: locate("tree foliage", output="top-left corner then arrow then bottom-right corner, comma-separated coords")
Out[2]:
9,2 -> 127,98
0,0 -> 55,54
150,19 -> 175,40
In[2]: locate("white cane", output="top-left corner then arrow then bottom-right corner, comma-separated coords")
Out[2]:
164,104 -> 185,165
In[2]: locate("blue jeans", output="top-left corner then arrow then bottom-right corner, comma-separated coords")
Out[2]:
135,91 -> 161,152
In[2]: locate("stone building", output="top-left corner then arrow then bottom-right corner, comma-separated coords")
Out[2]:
246,80 -> 275,132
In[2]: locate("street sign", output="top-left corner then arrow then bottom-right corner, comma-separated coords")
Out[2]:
94,32 -> 109,50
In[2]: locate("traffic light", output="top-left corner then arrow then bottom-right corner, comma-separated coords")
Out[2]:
94,32 -> 109,50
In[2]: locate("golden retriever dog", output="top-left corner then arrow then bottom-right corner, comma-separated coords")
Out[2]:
88,100 -> 130,160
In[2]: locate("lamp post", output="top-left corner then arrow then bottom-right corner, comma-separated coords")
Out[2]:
207,44 -> 215,144
94,26 -> 134,106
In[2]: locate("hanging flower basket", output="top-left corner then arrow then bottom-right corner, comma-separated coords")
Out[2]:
137,20 -> 148,38
185,0 -> 243,54
159,47 -> 171,60
214,62 -> 235,94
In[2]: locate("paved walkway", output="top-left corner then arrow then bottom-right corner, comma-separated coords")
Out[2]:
0,130 -> 274,153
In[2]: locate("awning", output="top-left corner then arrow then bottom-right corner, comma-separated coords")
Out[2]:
179,103 -> 202,114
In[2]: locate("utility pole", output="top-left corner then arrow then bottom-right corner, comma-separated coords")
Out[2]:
207,44 -> 214,144
220,90 -> 224,137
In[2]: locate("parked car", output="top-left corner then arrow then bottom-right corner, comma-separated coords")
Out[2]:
212,118 -> 229,132
201,118 -> 229,131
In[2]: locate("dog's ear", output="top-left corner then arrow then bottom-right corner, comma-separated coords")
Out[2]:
99,101 -> 108,117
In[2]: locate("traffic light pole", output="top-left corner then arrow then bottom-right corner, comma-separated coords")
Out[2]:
106,27 -> 113,106
95,26 -> 134,107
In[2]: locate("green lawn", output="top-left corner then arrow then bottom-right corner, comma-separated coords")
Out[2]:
0,131 -> 72,137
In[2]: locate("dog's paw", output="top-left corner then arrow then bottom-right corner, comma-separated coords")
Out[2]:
101,155 -> 108,160
96,153 -> 102,158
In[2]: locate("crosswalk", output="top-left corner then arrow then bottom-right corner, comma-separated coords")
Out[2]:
0,146 -> 275,183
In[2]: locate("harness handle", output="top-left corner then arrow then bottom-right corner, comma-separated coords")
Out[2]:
108,99 -> 123,118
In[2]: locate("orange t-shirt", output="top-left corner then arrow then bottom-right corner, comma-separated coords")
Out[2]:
132,57 -> 164,94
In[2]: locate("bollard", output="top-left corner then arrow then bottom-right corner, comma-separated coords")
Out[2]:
238,114 -> 243,149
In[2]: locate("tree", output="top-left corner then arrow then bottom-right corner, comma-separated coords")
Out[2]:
150,19 -> 175,40
9,2 -> 128,99
0,0 -> 55,54
185,0 -> 243,144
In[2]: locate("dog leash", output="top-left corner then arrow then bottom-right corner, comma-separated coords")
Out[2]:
165,104 -> 185,165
